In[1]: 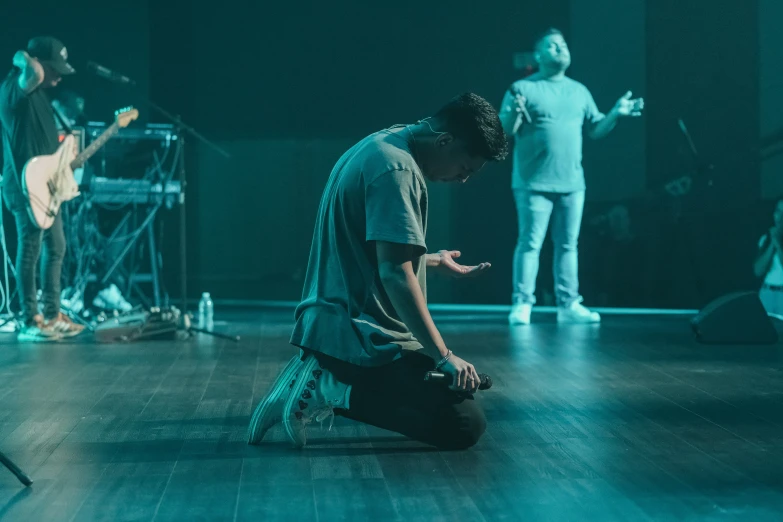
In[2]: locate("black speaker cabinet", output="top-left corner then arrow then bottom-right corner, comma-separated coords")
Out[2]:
691,291 -> 778,345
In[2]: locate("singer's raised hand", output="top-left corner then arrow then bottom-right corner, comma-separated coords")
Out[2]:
508,92 -> 531,123
614,91 -> 644,117
770,227 -> 782,250
511,94 -> 526,113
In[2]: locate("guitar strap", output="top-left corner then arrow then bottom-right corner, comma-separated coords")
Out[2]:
0,105 -> 69,187
50,102 -> 73,134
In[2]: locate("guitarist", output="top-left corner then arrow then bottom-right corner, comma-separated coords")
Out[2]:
0,37 -> 84,340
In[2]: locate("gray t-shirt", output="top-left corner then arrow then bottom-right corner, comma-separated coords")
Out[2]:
501,73 -> 604,193
290,126 -> 428,367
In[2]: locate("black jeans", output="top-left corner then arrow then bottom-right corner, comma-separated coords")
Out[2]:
310,351 -> 487,450
12,208 -> 65,322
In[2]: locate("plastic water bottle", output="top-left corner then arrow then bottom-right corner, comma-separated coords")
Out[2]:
198,292 -> 214,331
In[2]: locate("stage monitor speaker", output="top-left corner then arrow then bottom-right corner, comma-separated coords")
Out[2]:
691,291 -> 778,345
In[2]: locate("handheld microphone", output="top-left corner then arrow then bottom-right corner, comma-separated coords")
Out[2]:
509,85 -> 532,123
87,61 -> 136,86
425,371 -> 493,391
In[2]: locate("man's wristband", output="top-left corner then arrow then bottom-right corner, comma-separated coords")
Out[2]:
435,350 -> 453,370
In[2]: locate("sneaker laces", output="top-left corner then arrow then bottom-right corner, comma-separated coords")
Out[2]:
293,405 -> 335,446
289,360 -> 350,445
298,394 -> 344,438
315,407 -> 335,432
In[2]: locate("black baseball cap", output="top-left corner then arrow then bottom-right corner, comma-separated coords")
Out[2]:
27,36 -> 75,75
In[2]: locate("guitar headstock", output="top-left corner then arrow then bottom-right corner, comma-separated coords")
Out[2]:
114,106 -> 139,128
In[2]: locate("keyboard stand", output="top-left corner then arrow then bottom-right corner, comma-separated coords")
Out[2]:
101,204 -> 164,308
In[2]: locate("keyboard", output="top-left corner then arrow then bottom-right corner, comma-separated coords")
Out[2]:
88,177 -> 182,205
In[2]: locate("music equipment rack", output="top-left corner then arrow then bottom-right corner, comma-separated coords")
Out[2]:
63,123 -> 182,310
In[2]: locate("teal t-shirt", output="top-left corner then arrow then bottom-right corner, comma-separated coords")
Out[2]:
501,73 -> 604,193
290,126 -> 428,367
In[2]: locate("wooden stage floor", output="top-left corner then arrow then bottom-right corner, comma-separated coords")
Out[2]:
1,308 -> 782,521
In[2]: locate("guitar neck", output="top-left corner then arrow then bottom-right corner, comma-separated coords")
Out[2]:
70,122 -> 121,169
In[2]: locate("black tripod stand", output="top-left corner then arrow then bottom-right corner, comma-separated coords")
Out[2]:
0,451 -> 32,486
673,118 -> 715,306
90,68 -> 237,341
144,99 -> 241,343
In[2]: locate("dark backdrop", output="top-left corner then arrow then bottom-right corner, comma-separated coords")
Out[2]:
0,1 -> 773,310
149,1 -> 571,304
641,0 -> 762,308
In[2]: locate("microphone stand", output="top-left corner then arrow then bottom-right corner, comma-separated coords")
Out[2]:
89,68 -> 238,342
0,450 -> 33,486
676,119 -> 714,306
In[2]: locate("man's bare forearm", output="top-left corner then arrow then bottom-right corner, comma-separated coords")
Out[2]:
13,51 -> 28,68
13,50 -> 44,93
425,253 -> 441,267
590,109 -> 619,139
379,263 -> 449,362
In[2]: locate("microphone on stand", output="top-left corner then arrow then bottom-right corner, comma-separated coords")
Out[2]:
87,61 -> 136,86
425,371 -> 493,391
677,118 -> 699,158
677,118 -> 714,186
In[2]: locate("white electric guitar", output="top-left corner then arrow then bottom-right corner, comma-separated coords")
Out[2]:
22,107 -> 139,229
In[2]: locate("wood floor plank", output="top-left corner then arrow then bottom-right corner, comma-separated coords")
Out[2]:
312,478 -> 399,522
152,458 -> 242,522
0,311 -> 782,521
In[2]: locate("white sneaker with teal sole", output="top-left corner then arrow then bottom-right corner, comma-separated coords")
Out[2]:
282,355 -> 351,448
248,354 -> 304,445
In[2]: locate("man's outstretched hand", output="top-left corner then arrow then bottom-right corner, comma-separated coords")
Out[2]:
428,250 -> 491,278
613,91 -> 644,117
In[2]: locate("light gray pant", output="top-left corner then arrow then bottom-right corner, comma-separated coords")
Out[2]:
512,189 -> 585,306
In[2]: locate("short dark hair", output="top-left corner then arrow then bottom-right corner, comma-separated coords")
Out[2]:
533,27 -> 564,49
432,93 -> 508,161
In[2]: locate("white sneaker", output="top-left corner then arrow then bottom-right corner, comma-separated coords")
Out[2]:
92,284 -> 132,312
248,354 -> 304,445
509,303 -> 532,325
557,300 -> 601,324
61,288 -> 84,314
282,355 -> 351,448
